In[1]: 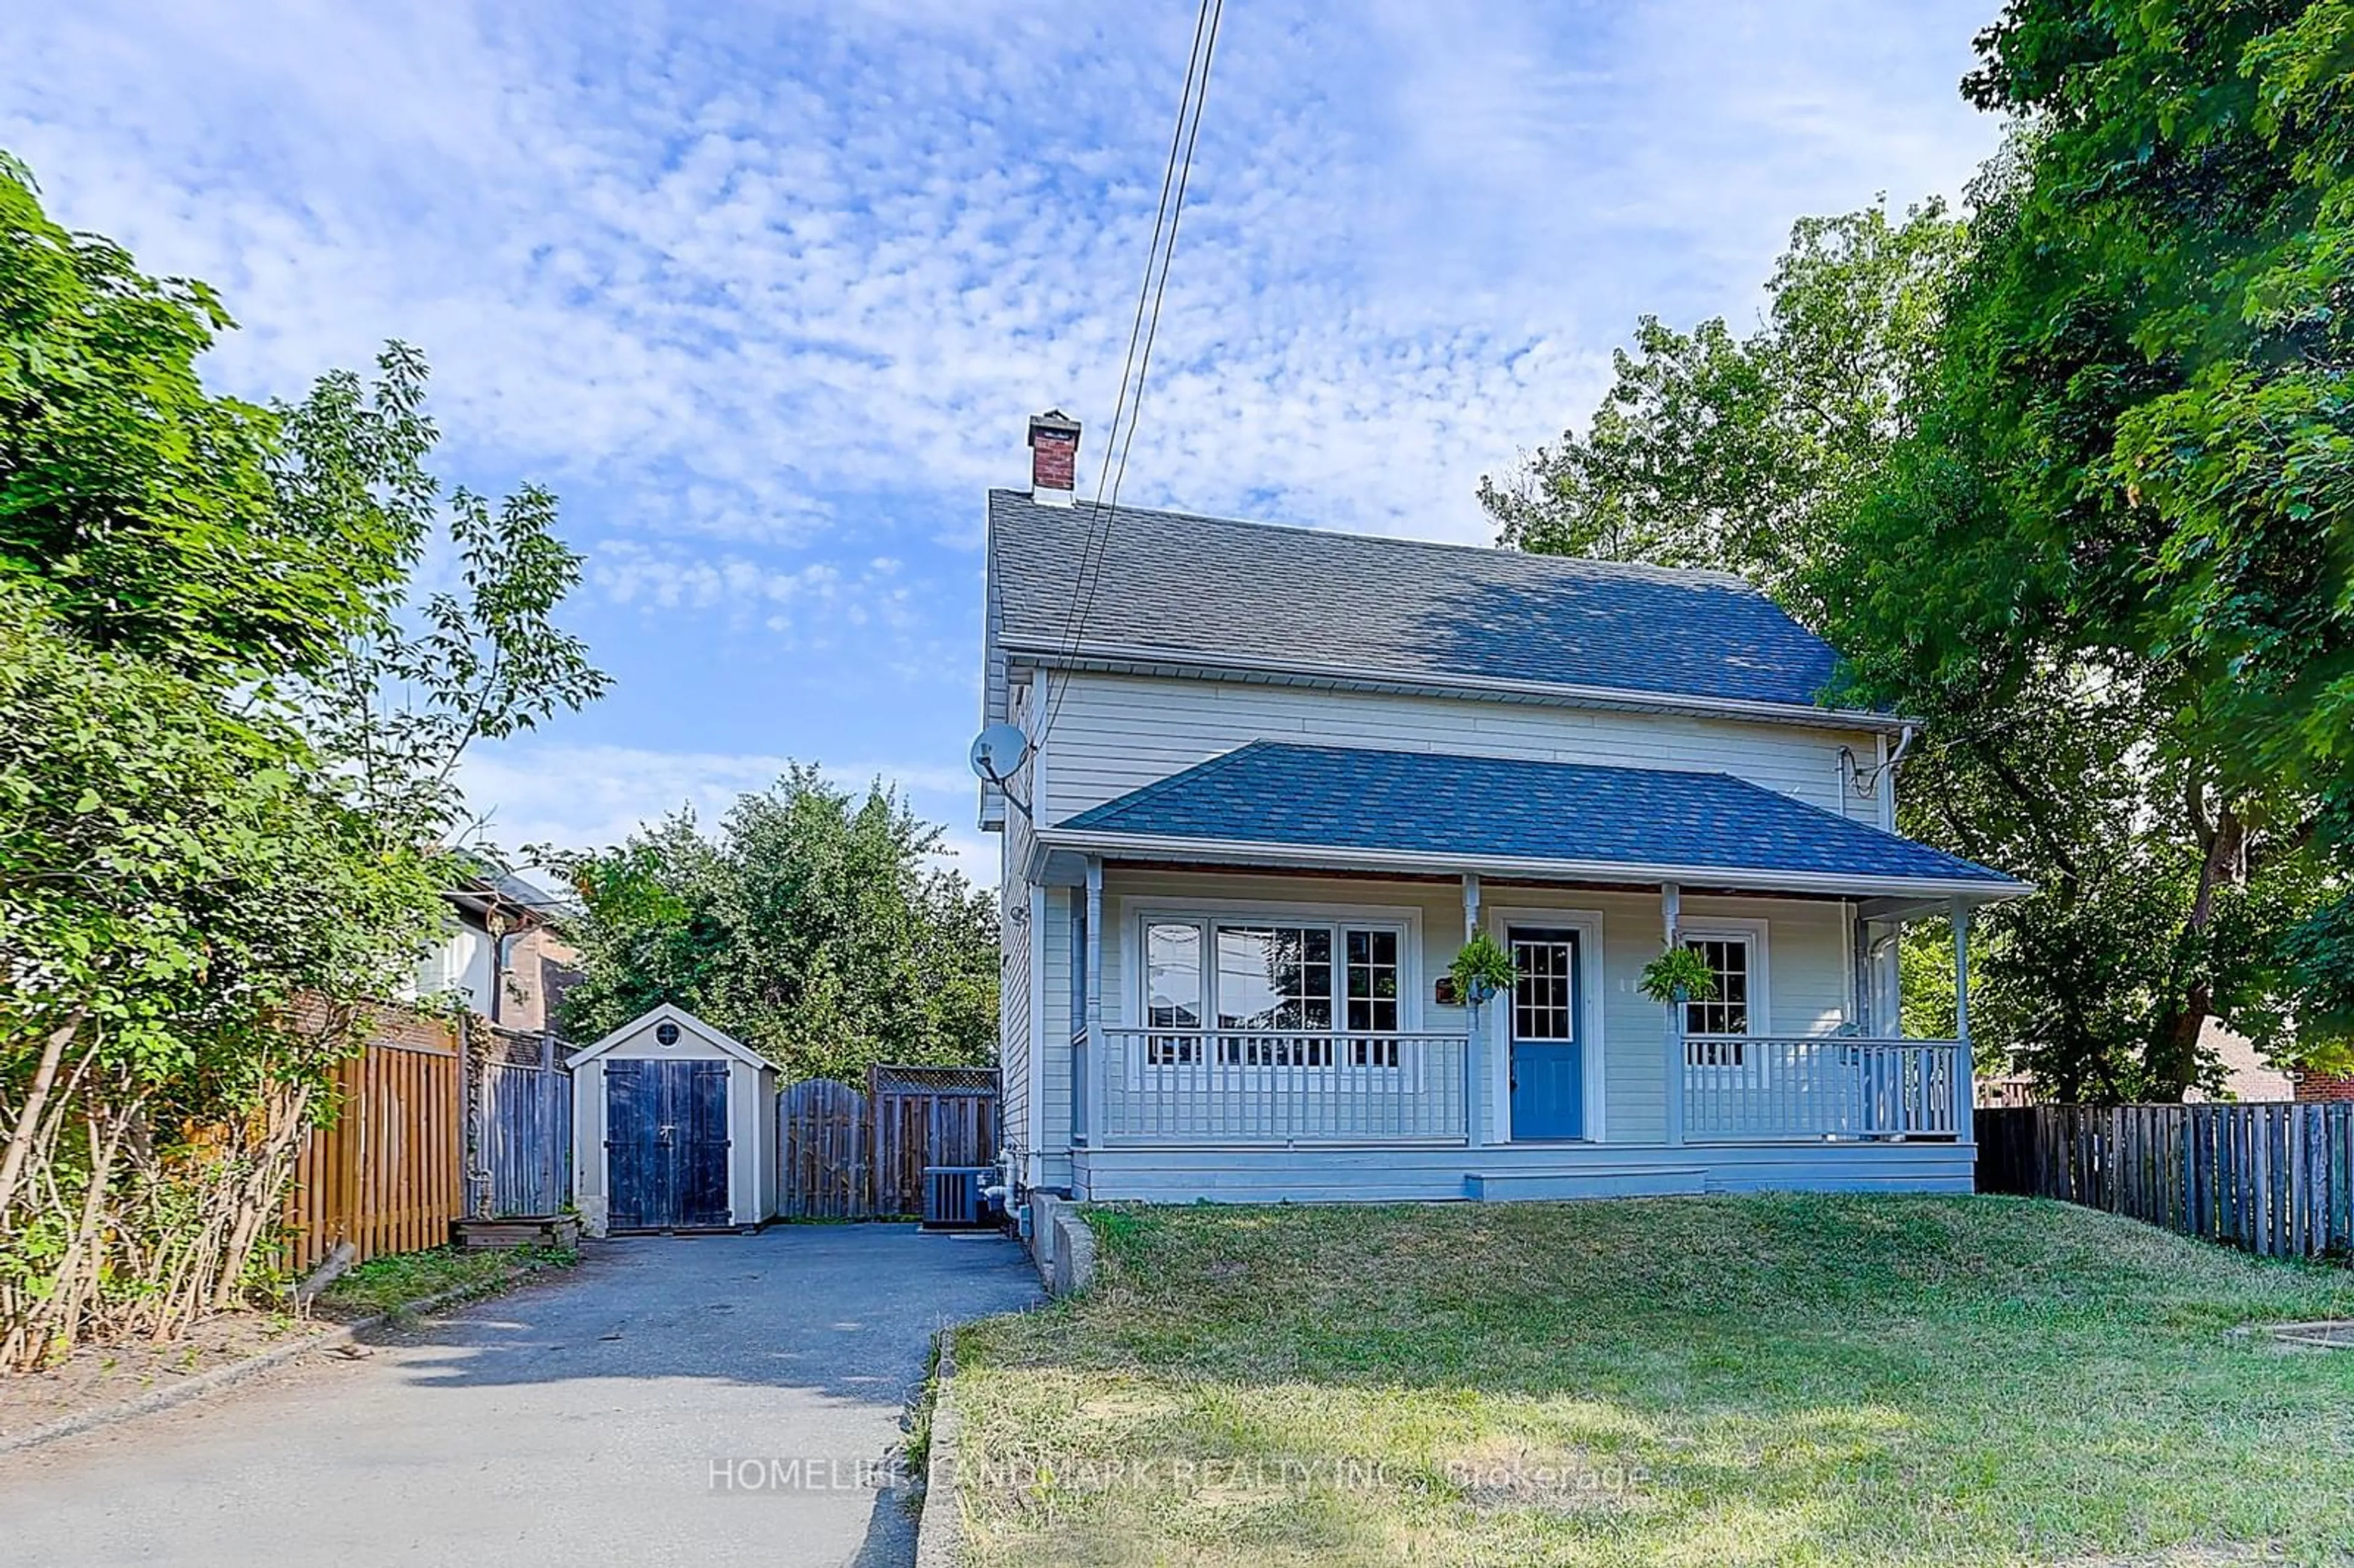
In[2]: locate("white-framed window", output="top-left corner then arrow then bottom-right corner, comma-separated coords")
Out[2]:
1684,937 -> 1751,1036
1683,926 -> 1766,1067
1145,921 -> 1203,1028
1216,924 -> 1333,1032
1143,920 -> 1204,1064
1136,913 -> 1412,1068
1346,929 -> 1402,1065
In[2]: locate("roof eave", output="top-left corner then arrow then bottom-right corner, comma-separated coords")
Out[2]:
1034,826 -> 2032,903
999,637 -> 1913,734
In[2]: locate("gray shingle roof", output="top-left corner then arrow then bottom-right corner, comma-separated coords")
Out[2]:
1055,742 -> 2019,891
988,489 -> 1851,711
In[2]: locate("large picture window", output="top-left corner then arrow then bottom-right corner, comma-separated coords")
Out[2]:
1216,926 -> 1332,1031
1137,914 -> 1410,1067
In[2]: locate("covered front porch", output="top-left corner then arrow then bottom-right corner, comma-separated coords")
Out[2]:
1055,864 -> 1979,1193
1026,744 -> 2024,1201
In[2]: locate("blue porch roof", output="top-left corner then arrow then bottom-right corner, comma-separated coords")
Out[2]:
1052,742 -> 2021,894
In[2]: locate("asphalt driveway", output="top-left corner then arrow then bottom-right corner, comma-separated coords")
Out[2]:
0,1225 -> 1042,1567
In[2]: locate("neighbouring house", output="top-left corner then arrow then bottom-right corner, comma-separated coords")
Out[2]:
2190,1022 -> 2298,1104
1987,1022 -> 2307,1107
413,863 -> 584,1037
2293,1068 -> 2354,1102
980,412 -> 2030,1204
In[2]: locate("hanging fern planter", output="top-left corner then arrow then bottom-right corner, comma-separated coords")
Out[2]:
1448,931 -> 1518,1008
1639,946 -> 1718,1007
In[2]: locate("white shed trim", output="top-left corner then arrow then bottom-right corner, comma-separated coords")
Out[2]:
568,1003 -> 767,1069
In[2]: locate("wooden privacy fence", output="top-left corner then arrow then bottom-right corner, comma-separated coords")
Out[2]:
872,1064 -> 999,1217
779,1078 -> 871,1219
282,1014 -> 465,1272
778,1064 -> 999,1219
1978,1103 -> 2354,1262
479,1027 -> 572,1218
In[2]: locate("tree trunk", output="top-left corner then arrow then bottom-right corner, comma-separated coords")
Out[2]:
208,1083 -> 312,1312
2146,799 -> 2247,1100
15,1087 -> 134,1370
0,1014 -> 83,1217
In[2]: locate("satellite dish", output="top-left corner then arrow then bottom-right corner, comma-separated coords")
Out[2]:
969,723 -> 1031,784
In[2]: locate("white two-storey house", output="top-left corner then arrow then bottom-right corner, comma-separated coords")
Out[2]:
981,413 -> 2027,1205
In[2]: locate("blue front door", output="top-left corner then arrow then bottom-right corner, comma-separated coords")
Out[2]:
1509,928 -> 1584,1140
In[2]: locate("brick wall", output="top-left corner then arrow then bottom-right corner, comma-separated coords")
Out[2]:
2293,1070 -> 2354,1103
492,924 -> 579,1033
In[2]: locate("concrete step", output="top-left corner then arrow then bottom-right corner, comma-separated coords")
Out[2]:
1463,1166 -> 1707,1201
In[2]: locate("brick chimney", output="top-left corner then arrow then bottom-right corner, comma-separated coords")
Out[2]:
1027,409 -> 1080,507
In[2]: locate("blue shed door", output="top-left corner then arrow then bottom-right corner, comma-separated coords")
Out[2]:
606,1059 -> 732,1230
1509,928 -> 1585,1141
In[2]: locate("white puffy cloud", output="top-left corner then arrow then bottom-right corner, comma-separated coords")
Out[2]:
5,0 -> 2004,847
2,0 -> 2001,544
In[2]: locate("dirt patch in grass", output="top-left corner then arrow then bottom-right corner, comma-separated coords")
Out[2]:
0,1310 -> 325,1444
950,1195 -> 2354,1567
0,1243 -> 577,1444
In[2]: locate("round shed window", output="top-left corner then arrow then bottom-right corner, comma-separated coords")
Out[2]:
655,1021 -> 681,1048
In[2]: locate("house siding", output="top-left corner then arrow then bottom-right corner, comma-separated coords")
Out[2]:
997,880 -> 1037,1186
1036,672 -> 1887,830
1035,885 -> 1077,1192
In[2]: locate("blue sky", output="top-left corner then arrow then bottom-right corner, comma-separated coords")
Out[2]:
4,1 -> 2003,886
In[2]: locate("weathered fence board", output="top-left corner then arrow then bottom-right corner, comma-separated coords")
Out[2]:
1978,1102 -> 2354,1264
870,1065 -> 999,1219
283,1016 -> 465,1271
776,1066 -> 1000,1220
779,1079 -> 873,1219
481,1031 -> 572,1218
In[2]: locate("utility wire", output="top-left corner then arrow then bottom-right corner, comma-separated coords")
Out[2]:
1034,4 -> 1206,695
1037,0 -> 1225,750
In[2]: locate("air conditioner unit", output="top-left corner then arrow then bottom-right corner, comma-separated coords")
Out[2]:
921,1165 -> 997,1230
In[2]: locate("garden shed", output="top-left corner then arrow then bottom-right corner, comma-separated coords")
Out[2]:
570,1005 -> 777,1235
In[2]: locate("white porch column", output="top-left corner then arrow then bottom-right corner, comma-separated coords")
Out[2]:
1662,881 -> 1685,1146
1084,856 -> 1105,1147
1949,899 -> 1975,1142
1461,873 -> 1482,1144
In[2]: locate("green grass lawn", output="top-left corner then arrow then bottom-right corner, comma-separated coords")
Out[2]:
950,1196 -> 2354,1566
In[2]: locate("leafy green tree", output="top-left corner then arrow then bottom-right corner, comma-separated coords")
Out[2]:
1823,0 -> 2354,1095
1482,158 -> 2333,1100
290,351 -> 609,848
0,156 -> 408,680
1480,197 -> 1971,614
545,768 -> 998,1083
0,586 -> 445,1363
0,153 -> 606,1361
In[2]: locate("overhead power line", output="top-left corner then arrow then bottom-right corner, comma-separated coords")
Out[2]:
1037,0 -> 1225,750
